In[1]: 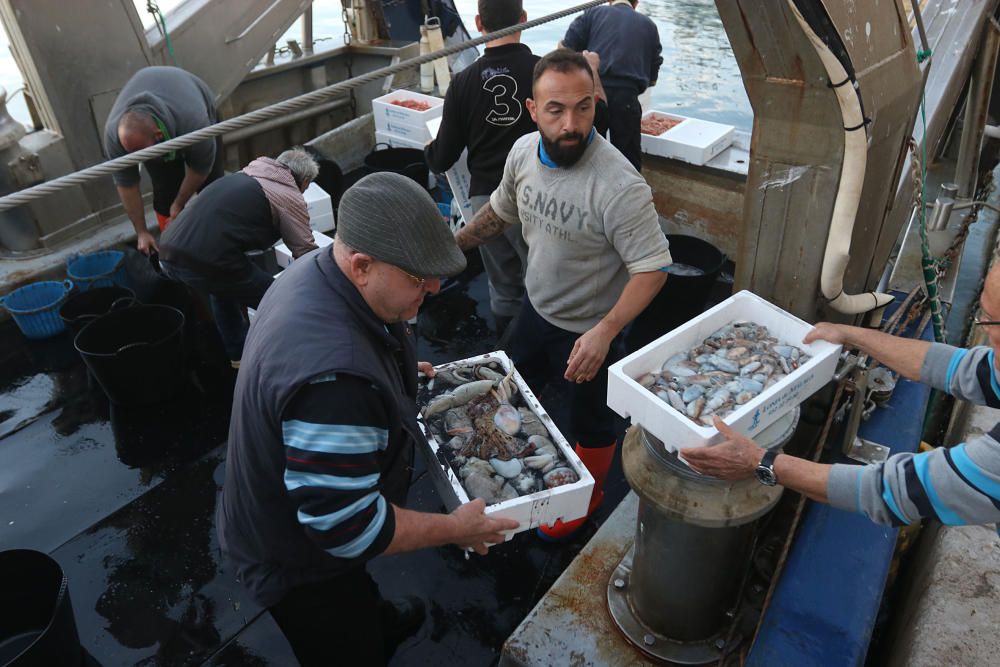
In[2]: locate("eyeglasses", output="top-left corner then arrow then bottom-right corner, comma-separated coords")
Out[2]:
975,318 -> 1000,327
398,267 -> 430,289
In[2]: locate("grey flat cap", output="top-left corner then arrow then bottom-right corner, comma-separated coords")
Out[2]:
336,172 -> 466,278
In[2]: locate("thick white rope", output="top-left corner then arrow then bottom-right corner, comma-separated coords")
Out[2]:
0,0 -> 605,213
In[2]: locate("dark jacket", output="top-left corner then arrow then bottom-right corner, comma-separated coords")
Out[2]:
217,247 -> 420,607
159,172 -> 276,276
563,3 -> 663,94
425,43 -> 539,197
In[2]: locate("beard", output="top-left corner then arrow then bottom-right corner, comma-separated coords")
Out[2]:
540,130 -> 589,167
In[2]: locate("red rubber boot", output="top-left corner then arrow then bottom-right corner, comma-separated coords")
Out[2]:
537,442 -> 616,541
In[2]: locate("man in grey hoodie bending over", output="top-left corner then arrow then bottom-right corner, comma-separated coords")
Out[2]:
104,66 -> 223,254
684,263 -> 1000,529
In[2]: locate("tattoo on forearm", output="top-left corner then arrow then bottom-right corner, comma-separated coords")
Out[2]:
456,204 -> 509,251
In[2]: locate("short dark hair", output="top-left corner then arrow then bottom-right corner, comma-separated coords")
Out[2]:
532,49 -> 594,90
478,0 -> 523,32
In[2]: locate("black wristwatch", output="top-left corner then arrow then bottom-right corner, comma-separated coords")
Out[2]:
755,450 -> 779,486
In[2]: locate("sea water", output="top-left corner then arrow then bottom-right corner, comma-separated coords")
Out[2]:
0,1 -> 751,131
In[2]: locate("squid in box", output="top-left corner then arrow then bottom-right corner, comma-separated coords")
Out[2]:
416,351 -> 595,538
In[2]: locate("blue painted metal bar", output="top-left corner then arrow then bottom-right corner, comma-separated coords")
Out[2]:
747,292 -> 933,666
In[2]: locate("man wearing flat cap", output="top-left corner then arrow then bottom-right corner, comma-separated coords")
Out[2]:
218,172 -> 518,666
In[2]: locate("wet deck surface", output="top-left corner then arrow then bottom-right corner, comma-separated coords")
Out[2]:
0,248 -> 704,666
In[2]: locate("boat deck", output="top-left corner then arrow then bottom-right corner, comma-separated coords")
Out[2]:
0,248 -> 672,666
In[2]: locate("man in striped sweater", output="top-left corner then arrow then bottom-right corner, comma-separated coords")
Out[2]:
682,265 -> 1000,529
218,173 -> 518,666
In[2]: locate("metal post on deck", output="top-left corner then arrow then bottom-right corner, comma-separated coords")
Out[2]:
955,19 -> 1000,199
302,7 -> 314,55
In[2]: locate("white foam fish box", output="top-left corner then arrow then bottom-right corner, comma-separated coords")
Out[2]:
608,290 -> 841,452
274,230 -> 334,269
426,116 -> 475,231
416,351 -> 595,539
372,90 -> 444,142
640,111 -> 734,166
303,181 -> 334,233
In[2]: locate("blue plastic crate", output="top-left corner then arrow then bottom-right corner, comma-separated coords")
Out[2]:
67,250 -> 128,291
2,280 -> 74,339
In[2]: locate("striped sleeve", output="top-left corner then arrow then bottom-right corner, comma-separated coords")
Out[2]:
827,422 -> 1000,528
281,373 -> 396,561
921,343 -> 1000,408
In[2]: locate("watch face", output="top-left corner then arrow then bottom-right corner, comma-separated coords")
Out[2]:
755,465 -> 777,486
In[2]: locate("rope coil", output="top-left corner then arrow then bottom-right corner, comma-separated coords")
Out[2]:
0,0 -> 606,213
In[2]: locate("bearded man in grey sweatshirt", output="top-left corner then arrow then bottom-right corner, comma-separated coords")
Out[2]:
455,49 -> 672,539
684,262 -> 1000,530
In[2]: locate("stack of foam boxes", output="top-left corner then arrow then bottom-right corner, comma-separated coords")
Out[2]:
371,90 -> 475,232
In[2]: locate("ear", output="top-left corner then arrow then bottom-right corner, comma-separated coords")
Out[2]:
526,97 -> 538,123
519,11 -> 527,24
474,15 -> 484,34
348,252 -> 374,286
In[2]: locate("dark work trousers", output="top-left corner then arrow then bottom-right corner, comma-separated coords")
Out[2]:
269,567 -> 396,667
468,194 -> 528,322
159,258 -> 273,361
604,86 -> 643,171
509,298 -> 624,448
145,136 -> 225,218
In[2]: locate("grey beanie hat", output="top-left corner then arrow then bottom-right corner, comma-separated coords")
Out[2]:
336,172 -> 467,278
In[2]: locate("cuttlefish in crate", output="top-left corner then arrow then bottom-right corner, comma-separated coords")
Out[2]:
458,371 -> 535,462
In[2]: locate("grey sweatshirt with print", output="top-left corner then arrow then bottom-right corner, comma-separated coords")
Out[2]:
490,131 -> 672,334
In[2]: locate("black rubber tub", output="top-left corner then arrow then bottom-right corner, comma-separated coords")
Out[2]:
59,285 -> 135,336
364,144 -> 429,190
73,303 -> 187,406
626,234 -> 726,353
0,549 -> 86,667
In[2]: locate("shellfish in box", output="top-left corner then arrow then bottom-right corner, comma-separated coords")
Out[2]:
416,351 -> 594,539
608,290 -> 841,453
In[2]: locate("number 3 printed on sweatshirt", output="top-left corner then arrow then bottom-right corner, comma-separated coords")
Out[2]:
484,74 -> 522,127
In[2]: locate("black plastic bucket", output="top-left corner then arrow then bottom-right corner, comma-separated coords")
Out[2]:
74,303 -> 187,406
0,549 -> 86,667
363,144 -> 429,190
59,286 -> 136,336
627,234 -> 726,352
303,145 -> 345,212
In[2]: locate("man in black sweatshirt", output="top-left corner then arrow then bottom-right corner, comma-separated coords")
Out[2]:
425,0 -> 535,337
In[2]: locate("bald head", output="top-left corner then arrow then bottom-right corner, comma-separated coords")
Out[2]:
117,110 -> 161,153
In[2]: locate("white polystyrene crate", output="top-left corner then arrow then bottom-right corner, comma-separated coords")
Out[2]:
372,90 -> 443,142
274,230 -> 334,269
303,182 -> 334,233
608,290 -> 841,453
374,130 -> 424,149
426,116 -> 474,231
640,111 -> 734,166
416,351 -> 595,539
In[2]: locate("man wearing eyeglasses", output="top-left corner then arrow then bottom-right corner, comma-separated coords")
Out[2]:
219,172 -> 519,666
104,66 -> 224,255
682,265 -> 1000,530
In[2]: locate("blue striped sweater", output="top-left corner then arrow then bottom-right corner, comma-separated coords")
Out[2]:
281,372 -> 396,562
827,344 -> 1000,527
